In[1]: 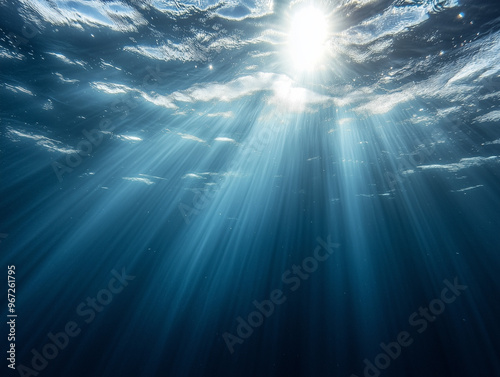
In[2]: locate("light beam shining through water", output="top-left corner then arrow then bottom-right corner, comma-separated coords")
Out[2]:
2,0 -> 500,377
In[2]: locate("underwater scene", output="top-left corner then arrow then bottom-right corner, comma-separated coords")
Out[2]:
1,0 -> 500,376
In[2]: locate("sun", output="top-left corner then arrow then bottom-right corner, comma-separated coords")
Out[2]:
288,6 -> 328,71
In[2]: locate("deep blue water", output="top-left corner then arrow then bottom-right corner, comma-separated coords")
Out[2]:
1,0 -> 500,376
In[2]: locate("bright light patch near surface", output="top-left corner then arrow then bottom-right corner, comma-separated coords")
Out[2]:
288,6 -> 328,71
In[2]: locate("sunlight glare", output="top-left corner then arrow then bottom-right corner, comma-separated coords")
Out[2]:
288,6 -> 328,71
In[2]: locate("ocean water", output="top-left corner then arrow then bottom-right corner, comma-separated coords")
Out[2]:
1,0 -> 500,376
